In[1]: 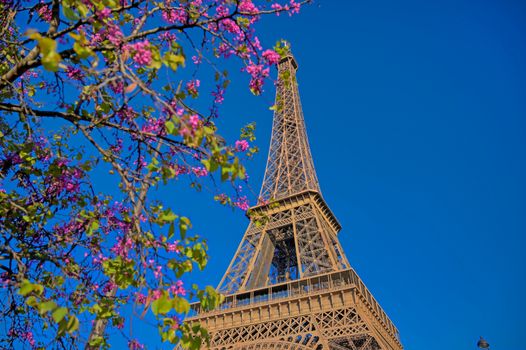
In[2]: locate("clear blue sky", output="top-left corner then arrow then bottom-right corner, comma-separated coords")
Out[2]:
132,1 -> 526,349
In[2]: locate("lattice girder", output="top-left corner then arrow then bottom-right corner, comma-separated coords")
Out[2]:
259,55 -> 320,202
192,53 -> 402,350
189,269 -> 402,350
217,191 -> 349,294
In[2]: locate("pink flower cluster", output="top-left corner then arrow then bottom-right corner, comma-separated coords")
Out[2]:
101,201 -> 133,235
135,293 -> 147,304
192,55 -> 202,65
129,339 -> 145,350
262,49 -> 281,65
162,6 -> 188,24
272,0 -> 301,16
234,196 -> 250,211
186,79 -> 200,97
110,80 -> 124,94
102,280 -> 117,294
66,66 -> 83,81
159,32 -> 177,46
117,105 -> 137,123
154,265 -> 163,279
221,18 -> 243,38
179,114 -> 201,137
169,280 -> 185,296
189,114 -> 200,129
110,236 -> 133,259
166,241 -> 180,253
45,159 -> 84,197
8,329 -> 35,347
246,63 -> 270,95
235,140 -> 249,152
90,23 -> 123,46
212,85 -> 225,104
98,7 -> 112,19
128,40 -> 152,66
192,166 -> 208,177
239,0 -> 259,15
37,1 -> 52,22
142,117 -> 166,135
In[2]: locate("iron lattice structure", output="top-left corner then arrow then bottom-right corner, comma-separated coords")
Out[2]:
187,54 -> 403,350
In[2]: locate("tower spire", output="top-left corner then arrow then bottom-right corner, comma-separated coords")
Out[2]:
186,52 -> 403,350
259,52 -> 320,202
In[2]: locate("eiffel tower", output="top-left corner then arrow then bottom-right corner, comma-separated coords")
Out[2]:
187,53 -> 403,350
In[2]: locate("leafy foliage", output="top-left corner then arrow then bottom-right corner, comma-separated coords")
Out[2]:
0,0 -> 306,349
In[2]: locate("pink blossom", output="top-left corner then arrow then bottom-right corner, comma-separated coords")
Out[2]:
98,7 -> 112,19
221,18 -> 242,36
110,237 -> 133,258
152,289 -> 162,300
141,117 -> 165,135
102,281 -> 117,294
174,164 -> 189,176
129,339 -> 145,350
106,23 -> 123,45
234,196 -> 250,211
246,63 -> 270,95
262,49 -> 281,65
117,105 -> 137,123
21,331 -> 35,347
110,80 -> 124,94
166,242 -> 180,253
135,293 -> 147,304
66,66 -> 83,81
192,55 -> 202,65
186,79 -> 200,97
271,0 -> 300,16
37,2 -> 52,22
154,265 -> 162,279
289,0 -> 301,15
189,114 -> 200,130
162,7 -> 187,24
239,0 -> 259,14
235,140 -> 249,152
215,5 -> 230,18
191,166 -> 208,177
159,31 -> 177,46
212,85 -> 225,104
169,280 -> 186,296
129,40 -> 152,66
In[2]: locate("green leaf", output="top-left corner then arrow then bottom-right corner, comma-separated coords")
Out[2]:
62,5 -> 79,21
88,336 -> 105,347
87,220 -> 99,236
148,46 -> 163,69
179,217 -> 191,239
18,280 -> 33,296
165,121 -> 175,134
57,319 -> 68,337
151,293 -> 172,315
52,307 -> 68,323
25,296 -> 38,308
168,222 -> 175,239
39,300 -> 57,315
163,52 -> 185,71
32,36 -> 62,72
42,51 -> 61,71
173,297 -> 190,314
70,33 -> 94,59
160,209 -> 178,223
77,3 -> 89,17
67,315 -> 80,333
